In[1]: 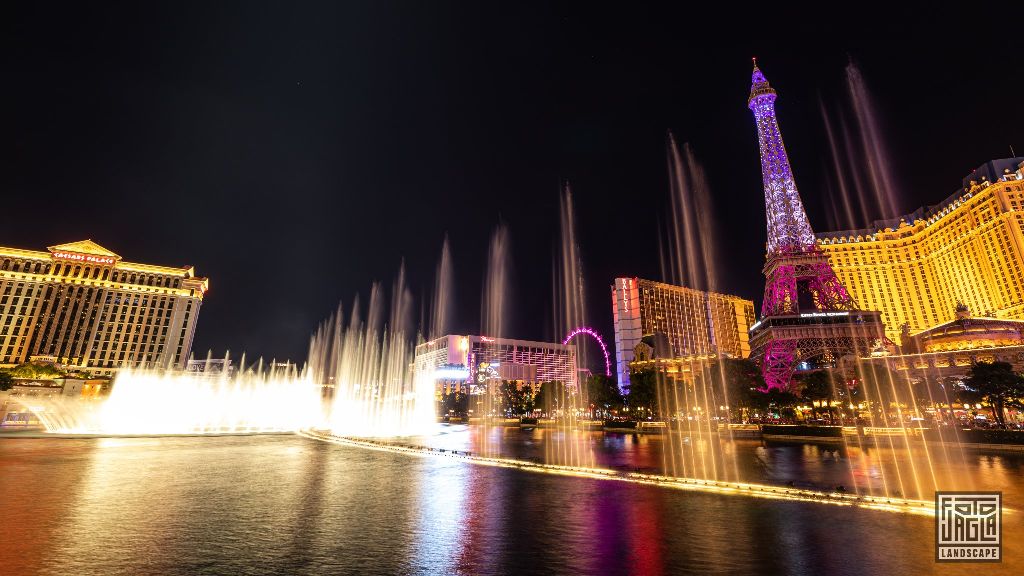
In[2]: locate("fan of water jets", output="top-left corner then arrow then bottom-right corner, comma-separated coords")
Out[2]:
308,264 -> 436,438
659,135 -> 741,482
819,60 -> 903,230
36,262 -> 436,438
663,133 -> 718,293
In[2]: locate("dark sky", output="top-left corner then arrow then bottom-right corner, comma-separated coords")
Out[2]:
5,2 -> 1022,367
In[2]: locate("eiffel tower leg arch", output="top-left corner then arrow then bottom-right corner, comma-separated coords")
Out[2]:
761,339 -> 797,390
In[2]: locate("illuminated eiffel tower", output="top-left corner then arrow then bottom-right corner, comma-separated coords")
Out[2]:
746,61 -> 885,389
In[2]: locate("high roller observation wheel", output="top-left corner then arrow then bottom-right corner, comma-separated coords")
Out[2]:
562,326 -> 611,377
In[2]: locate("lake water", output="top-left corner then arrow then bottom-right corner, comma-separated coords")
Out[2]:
1,427 -> 1021,575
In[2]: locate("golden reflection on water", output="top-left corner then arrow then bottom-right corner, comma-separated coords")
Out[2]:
1,433 -> 1022,575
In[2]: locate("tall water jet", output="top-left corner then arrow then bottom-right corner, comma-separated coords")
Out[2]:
481,226 -> 509,413
819,101 -> 869,231
554,183 -> 592,385
661,135 -> 741,481
552,182 -> 595,468
819,61 -> 903,228
664,133 -> 717,292
430,236 -> 454,340
554,183 -> 587,339
482,225 -> 510,341
846,60 -> 901,221
816,63 -> 957,501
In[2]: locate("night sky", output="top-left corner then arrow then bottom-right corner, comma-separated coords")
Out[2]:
5,3 -> 1022,367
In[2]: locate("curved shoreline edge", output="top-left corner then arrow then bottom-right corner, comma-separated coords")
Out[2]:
298,429 -> 937,516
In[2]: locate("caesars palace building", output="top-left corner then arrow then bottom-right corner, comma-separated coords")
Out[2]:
0,240 -> 207,375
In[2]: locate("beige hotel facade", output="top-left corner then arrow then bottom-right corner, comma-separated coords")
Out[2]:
816,159 -> 1024,344
0,240 -> 207,375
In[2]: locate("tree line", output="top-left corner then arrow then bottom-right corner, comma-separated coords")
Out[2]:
436,359 -> 1024,427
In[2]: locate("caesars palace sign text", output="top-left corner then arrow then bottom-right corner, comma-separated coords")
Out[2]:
50,251 -> 117,265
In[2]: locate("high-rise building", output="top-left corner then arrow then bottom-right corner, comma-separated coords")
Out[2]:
0,240 -> 208,374
610,277 -> 755,388
745,61 -> 885,388
414,334 -> 578,395
817,158 -> 1024,343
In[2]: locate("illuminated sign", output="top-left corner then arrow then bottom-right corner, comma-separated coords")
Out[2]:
476,362 -> 500,383
51,251 -> 116,265
799,311 -> 850,318
433,366 -> 470,380
480,336 -> 495,342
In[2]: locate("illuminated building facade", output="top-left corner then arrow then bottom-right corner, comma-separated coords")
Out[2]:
817,158 -> 1024,343
627,333 -> 711,387
850,305 -> 1024,382
0,240 -> 208,374
414,334 -> 578,395
902,303 -> 1024,354
611,277 -> 755,388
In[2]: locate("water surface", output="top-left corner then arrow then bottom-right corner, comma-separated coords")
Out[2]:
1,432 -> 1020,575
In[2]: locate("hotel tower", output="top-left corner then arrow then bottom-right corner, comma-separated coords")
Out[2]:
817,158 -> 1024,343
0,240 -> 208,374
611,277 -> 755,389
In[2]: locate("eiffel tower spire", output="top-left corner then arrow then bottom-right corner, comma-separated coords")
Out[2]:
748,61 -> 816,254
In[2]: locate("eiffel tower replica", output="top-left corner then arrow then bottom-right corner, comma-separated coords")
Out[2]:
746,61 -> 885,389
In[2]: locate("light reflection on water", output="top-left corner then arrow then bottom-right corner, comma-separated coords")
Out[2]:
0,433 -> 1020,575
416,425 -> 1024,502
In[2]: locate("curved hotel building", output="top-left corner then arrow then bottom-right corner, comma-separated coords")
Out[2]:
817,158 -> 1024,344
0,240 -> 208,374
611,278 -> 756,388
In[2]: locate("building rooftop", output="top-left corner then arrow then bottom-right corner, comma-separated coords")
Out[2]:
905,304 -> 1024,353
0,239 -> 205,279
415,334 -> 575,353
623,277 -> 752,303
816,157 -> 1024,241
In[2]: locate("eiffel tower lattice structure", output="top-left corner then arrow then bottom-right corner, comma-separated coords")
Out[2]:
746,60 -> 886,389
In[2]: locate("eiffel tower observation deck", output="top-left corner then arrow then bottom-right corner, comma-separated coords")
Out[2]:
746,60 -> 885,389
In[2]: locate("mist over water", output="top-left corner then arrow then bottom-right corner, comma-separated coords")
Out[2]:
33,356 -> 324,435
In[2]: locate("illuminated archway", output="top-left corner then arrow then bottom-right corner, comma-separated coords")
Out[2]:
562,326 -> 611,377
